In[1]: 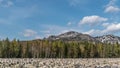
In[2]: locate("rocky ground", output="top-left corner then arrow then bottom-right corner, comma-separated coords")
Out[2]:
0,58 -> 120,68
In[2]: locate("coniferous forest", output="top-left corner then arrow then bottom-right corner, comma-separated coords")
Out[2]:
0,38 -> 120,58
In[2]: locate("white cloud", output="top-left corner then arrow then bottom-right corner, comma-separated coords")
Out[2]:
0,0 -> 13,7
83,29 -> 101,36
21,29 -> 43,39
105,6 -> 120,13
67,22 -> 72,26
83,29 -> 95,35
103,23 -> 120,33
40,30 -> 51,34
102,23 -> 110,27
79,15 -> 108,25
68,0 -> 80,6
106,0 -> 116,7
84,23 -> 120,36
104,0 -> 120,13
22,29 -> 37,37
68,0 -> 88,7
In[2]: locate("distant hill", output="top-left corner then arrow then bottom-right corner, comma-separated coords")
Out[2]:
45,31 -> 120,44
45,31 -> 96,42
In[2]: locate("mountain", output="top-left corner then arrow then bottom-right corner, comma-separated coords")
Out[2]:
45,31 -> 120,44
95,35 -> 120,44
45,31 -> 96,42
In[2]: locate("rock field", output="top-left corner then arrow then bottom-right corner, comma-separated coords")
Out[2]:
0,58 -> 120,68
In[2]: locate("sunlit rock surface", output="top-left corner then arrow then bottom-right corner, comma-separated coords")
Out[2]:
0,58 -> 120,68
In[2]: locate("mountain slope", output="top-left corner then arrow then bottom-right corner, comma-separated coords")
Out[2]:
95,35 -> 120,44
45,31 -> 120,44
46,31 -> 96,42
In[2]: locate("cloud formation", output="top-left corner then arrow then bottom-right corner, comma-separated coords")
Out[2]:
79,15 -> 108,25
103,23 -> 120,33
22,29 -> 37,37
84,23 -> 120,36
104,0 -> 120,13
69,0 -> 80,6
83,29 -> 101,35
68,0 -> 87,7
0,0 -> 13,7
67,22 -> 72,26
102,23 -> 110,27
105,6 -> 120,13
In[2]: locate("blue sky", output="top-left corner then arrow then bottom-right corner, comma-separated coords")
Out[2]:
0,0 -> 120,40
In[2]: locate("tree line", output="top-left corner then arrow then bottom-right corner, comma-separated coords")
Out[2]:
0,38 -> 120,58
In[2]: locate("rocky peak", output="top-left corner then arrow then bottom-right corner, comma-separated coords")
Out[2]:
45,31 -> 120,44
46,31 -> 96,41
58,31 -> 81,38
95,34 -> 120,44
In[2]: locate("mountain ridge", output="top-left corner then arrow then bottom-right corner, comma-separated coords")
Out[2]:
45,31 -> 120,44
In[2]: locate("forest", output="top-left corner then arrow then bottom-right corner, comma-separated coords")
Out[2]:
0,38 -> 120,58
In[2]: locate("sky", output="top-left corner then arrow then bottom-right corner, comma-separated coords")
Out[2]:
0,0 -> 120,40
